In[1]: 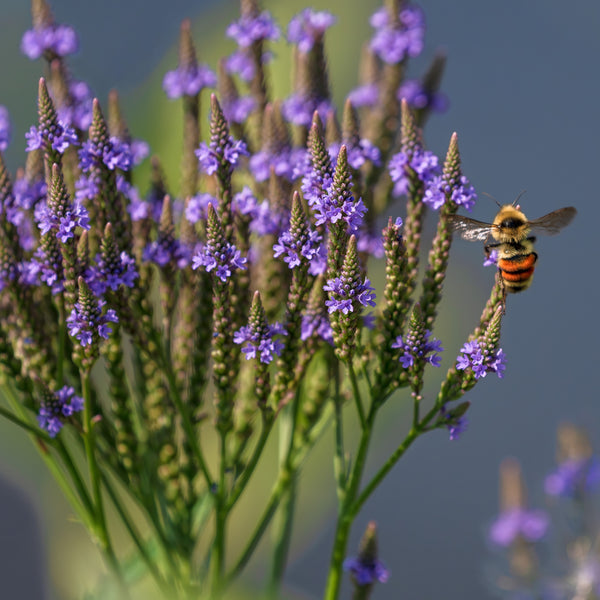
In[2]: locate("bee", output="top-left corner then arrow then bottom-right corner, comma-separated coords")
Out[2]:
448,201 -> 577,293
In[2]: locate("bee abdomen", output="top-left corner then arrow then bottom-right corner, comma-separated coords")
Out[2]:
498,252 -> 537,292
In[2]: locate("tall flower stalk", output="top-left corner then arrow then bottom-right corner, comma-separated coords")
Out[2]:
0,1 -> 546,598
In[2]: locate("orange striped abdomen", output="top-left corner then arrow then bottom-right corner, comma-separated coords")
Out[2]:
498,252 -> 537,292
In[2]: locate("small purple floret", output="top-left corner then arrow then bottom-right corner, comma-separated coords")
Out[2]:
37,385 -> 84,437
489,508 -> 549,547
343,556 -> 389,586
287,9 -> 336,52
163,64 -> 216,99
21,24 -> 79,60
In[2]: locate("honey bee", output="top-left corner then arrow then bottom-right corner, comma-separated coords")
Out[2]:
448,202 -> 577,293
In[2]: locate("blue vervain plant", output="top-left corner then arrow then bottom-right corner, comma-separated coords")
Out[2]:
0,0 -> 510,598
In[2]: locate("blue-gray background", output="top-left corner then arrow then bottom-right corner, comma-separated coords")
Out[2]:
0,0 -> 598,598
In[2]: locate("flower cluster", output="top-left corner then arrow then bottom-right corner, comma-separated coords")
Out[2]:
392,329 -> 443,368
37,385 -> 84,437
192,234 -> 247,282
67,296 -> 118,347
324,275 -> 376,315
196,134 -> 248,175
21,22 -> 78,60
388,147 -> 440,197
234,320 -> 286,364
369,3 -> 425,64
26,119 -> 77,154
489,507 -> 549,547
163,64 -> 216,99
456,340 -> 505,379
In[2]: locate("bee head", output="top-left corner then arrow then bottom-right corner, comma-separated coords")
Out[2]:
492,205 -> 530,243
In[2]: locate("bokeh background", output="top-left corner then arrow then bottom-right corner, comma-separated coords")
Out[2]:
0,0 -> 598,598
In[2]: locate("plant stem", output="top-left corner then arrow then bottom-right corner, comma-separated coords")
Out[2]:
333,361 -> 346,501
81,369 -> 111,551
348,362 -> 366,428
210,431 -> 228,596
227,413 -> 273,511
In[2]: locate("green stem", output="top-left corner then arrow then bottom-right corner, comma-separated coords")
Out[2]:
227,414 -> 273,510
54,438 -> 95,515
57,297 -> 66,386
353,404 -> 439,516
323,410 -> 376,600
267,473 -> 297,598
224,405 -> 334,588
101,472 -> 174,597
2,385 -> 95,530
225,466 -> 293,584
154,332 -> 214,487
81,369 -> 111,551
333,361 -> 346,501
0,403 -> 53,441
210,431 -> 228,595
348,362 -> 366,428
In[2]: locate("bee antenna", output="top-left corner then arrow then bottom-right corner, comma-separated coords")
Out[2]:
512,190 -> 527,207
482,191 -> 502,208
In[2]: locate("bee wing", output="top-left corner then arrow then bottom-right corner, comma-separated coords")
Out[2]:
447,214 -> 495,242
527,206 -> 577,236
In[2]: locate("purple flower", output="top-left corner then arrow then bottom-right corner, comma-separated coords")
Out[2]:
143,236 -> 187,269
26,121 -> 78,154
287,9 -> 336,52
225,49 -> 257,81
21,24 -> 79,60
78,136 -> 133,173
67,298 -> 118,347
36,200 -> 90,243
192,239 -> 247,282
324,276 -> 376,314
343,556 -> 389,586
357,229 -> 384,258
249,148 -> 306,182
397,79 -> 449,113
0,105 -> 11,151
273,223 -> 322,269
196,137 -> 248,175
424,174 -> 477,211
162,64 -> 216,99
483,249 -> 498,267
369,4 -> 425,64
389,148 -> 440,197
222,95 -> 256,124
348,83 -> 379,108
27,244 -> 63,294
545,457 -> 600,498
56,79 -> 93,130
89,251 -> 138,296
313,193 -> 367,235
439,405 -> 468,441
456,341 -> 505,379
281,94 -> 335,128
234,321 -> 286,364
329,140 -> 381,170
185,193 -> 218,224
37,385 -> 84,438
130,139 -> 150,165
226,11 -> 280,47
392,329 -> 443,368
301,311 -> 333,345
489,508 -> 549,547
